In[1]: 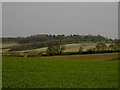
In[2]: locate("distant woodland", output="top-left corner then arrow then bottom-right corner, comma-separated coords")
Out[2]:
1,34 -> 120,57
2,34 -> 111,44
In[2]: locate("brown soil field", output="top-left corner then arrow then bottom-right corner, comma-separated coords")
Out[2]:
45,53 -> 119,61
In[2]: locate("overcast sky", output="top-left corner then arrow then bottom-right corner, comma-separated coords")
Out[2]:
2,2 -> 118,39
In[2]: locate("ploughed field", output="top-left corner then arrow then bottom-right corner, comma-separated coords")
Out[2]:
2,53 -> 119,88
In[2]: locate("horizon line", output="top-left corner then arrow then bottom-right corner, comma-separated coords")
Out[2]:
1,34 -> 117,39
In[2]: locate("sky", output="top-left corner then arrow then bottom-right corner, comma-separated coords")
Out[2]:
1,0 -> 119,2
2,2 -> 118,39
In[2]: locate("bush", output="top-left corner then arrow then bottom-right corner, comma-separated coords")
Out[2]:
87,48 -> 95,52
95,42 -> 107,51
78,47 -> 83,52
46,46 -> 60,56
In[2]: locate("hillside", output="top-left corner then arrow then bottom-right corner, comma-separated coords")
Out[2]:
2,34 -> 114,51
1,34 -> 120,56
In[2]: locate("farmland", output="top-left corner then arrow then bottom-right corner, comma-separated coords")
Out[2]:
2,53 -> 119,88
2,34 -> 120,57
1,35 -> 120,88
1,42 -> 114,56
1,42 -> 97,53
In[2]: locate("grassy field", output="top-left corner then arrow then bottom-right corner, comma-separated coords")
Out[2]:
2,53 -> 119,88
1,43 -> 19,49
62,43 -> 97,52
1,43 -> 19,55
1,42 -> 98,53
28,43 -> 98,53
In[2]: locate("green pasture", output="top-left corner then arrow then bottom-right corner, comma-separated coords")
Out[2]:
2,54 -> 119,88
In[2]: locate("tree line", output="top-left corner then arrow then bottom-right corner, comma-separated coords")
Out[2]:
3,34 -> 110,44
2,34 -> 117,51
2,34 -> 120,57
7,42 -> 120,57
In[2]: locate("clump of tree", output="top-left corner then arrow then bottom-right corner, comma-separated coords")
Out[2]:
87,48 -> 96,52
95,42 -> 107,51
59,46 -> 65,54
78,47 -> 83,53
107,39 -> 120,51
46,46 -> 60,56
114,39 -> 120,50
46,40 -> 65,56
108,44 -> 115,50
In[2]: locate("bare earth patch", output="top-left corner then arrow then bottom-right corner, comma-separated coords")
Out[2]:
45,53 -> 119,61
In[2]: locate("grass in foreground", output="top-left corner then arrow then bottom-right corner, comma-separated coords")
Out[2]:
2,54 -> 118,88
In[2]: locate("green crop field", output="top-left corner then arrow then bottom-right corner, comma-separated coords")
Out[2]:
2,53 -> 119,88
